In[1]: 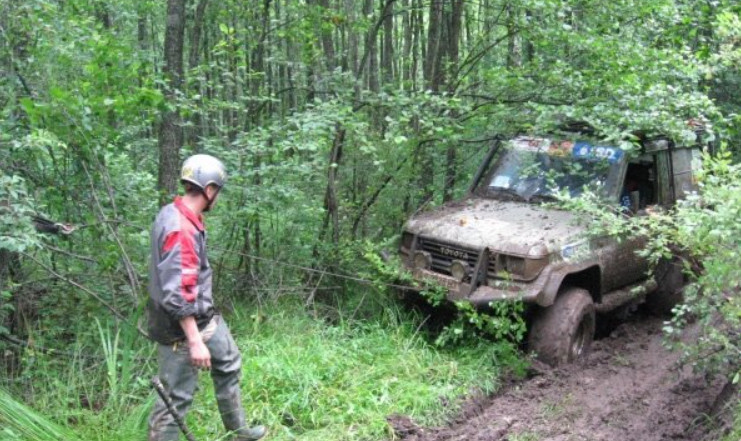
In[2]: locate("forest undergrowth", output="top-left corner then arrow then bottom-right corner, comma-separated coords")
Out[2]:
0,296 -> 523,441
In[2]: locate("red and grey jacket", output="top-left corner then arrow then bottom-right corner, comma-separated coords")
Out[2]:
147,197 -> 215,344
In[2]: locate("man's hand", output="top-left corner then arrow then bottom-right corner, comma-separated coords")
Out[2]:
188,339 -> 211,369
179,316 -> 211,369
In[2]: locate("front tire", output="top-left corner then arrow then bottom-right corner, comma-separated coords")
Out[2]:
528,288 -> 596,366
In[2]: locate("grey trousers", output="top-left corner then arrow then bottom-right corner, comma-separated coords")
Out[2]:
148,317 -> 247,441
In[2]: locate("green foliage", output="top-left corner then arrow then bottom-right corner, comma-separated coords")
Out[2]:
720,398 -> 741,441
2,300 -> 512,441
362,241 -> 527,355
0,388 -> 83,441
556,147 -> 741,382
5,0 -> 741,438
95,319 -> 140,412
0,289 -> 13,336
192,301 -> 507,441
660,151 -> 741,377
435,300 -> 527,351
0,174 -> 40,253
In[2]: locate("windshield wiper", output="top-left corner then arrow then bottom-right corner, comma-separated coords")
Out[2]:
489,187 -> 527,202
528,193 -> 559,203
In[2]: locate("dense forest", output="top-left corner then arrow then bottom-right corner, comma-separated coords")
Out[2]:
3,0 -> 741,440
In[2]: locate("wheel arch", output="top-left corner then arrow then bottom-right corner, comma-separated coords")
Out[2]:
539,265 -> 602,306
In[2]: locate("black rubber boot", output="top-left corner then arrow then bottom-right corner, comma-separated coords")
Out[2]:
234,425 -> 267,441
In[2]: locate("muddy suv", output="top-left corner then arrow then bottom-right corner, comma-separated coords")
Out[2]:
399,133 -> 703,365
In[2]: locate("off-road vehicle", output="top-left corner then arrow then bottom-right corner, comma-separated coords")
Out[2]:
399,130 -> 703,365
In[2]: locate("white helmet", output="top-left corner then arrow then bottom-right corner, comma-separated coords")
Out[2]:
180,154 -> 227,191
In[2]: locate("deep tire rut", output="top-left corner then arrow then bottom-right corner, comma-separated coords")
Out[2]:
390,314 -> 725,441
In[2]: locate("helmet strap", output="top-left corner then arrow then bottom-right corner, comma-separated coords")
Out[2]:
202,186 -> 220,212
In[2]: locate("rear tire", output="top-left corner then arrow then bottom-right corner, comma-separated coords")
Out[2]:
646,258 -> 686,316
528,288 -> 596,366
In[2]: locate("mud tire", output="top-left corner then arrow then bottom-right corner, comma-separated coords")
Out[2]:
528,287 -> 596,366
646,258 -> 686,316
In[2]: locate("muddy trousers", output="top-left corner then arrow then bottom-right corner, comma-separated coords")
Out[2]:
148,318 -> 247,441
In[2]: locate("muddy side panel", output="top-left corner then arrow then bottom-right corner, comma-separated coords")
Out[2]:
595,236 -> 648,293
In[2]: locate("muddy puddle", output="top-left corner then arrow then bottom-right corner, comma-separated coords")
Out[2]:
389,311 -> 729,441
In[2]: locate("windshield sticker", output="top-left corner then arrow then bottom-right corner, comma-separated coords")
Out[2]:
572,141 -> 624,163
547,140 -> 575,157
509,136 -> 550,153
491,175 -> 511,188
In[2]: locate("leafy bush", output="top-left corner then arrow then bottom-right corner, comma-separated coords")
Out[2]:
362,241 -> 527,358
0,174 -> 40,254
661,151 -> 741,378
555,147 -> 741,383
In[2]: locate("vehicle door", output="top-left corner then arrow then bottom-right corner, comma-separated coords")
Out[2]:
598,152 -> 661,292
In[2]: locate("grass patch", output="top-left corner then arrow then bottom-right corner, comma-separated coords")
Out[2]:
2,297 -> 522,441
718,399 -> 741,441
0,388 -> 83,441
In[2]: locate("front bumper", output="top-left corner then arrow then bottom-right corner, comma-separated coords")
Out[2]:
411,268 -> 543,307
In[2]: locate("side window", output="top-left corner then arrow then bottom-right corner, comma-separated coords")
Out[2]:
671,148 -> 702,199
621,155 -> 658,212
653,148 -> 702,206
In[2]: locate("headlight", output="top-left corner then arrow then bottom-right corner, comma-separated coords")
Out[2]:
413,251 -> 432,270
450,260 -> 470,281
503,256 -> 526,276
400,232 -> 414,253
494,255 -> 547,280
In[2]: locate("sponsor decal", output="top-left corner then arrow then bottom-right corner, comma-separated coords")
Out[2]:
572,141 -> 624,164
547,140 -> 575,157
509,136 -> 551,153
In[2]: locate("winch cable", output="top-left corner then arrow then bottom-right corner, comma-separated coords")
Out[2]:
29,217 -> 426,292
0,333 -> 153,362
209,245 -> 420,291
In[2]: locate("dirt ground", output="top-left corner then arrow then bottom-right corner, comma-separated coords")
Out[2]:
389,311 -> 730,441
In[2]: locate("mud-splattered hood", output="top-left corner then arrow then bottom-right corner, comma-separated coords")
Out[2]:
405,197 -> 589,259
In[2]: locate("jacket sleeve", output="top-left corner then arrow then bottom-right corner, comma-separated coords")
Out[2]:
155,228 -> 200,320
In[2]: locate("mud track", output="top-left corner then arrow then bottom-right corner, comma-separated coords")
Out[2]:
390,312 -> 727,441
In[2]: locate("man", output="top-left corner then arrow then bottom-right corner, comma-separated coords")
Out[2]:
147,154 -> 266,441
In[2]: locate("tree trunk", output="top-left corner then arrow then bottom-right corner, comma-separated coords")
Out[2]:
381,0 -> 394,84
402,0 -> 412,87
346,0 -> 360,97
523,9 -> 534,63
157,0 -> 187,204
413,0 -> 423,91
202,22 -> 213,138
424,0 -> 443,91
189,0 -> 209,69
506,2 -> 519,69
443,0 -> 462,202
447,0 -> 463,91
324,127 -> 346,245
137,11 -> 149,86
186,0 -> 209,150
316,0 -> 336,72
366,0 -> 380,92
249,0 -> 272,129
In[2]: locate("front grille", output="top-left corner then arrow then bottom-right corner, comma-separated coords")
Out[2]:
417,238 -> 479,276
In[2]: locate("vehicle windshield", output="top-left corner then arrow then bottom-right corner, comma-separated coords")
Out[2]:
477,136 -> 624,202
